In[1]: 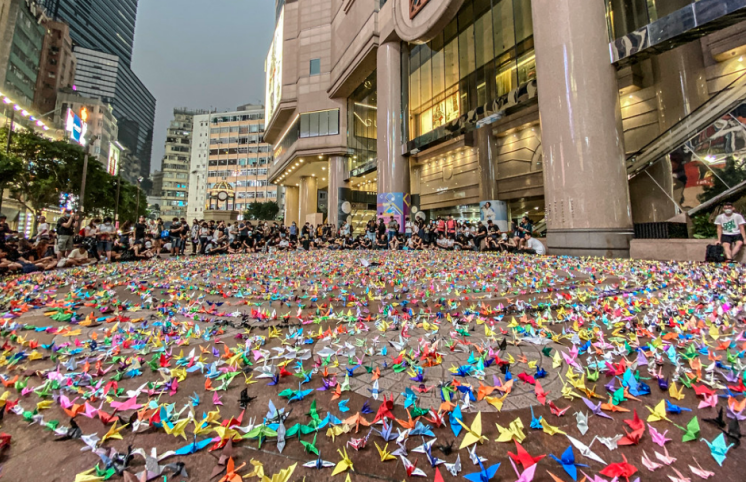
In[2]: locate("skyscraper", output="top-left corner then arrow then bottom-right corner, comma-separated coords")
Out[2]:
40,0 -> 138,67
73,47 -> 155,184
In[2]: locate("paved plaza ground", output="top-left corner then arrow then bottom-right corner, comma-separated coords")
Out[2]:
0,251 -> 744,481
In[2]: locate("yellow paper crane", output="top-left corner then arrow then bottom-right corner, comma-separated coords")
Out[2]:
101,420 -> 128,443
332,448 -> 354,476
484,392 -> 508,412
495,417 -> 526,443
457,412 -> 488,449
669,382 -> 685,401
645,400 -> 672,423
375,442 -> 396,462
540,418 -> 566,436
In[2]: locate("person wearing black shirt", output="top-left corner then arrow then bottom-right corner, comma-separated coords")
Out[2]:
0,214 -> 12,249
474,222 -> 488,251
134,216 -> 147,242
376,232 -> 388,250
56,210 -> 77,259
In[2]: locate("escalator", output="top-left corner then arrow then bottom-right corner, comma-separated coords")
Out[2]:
626,70 -> 746,214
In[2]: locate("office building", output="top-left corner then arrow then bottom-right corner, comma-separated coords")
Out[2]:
265,0 -> 746,257
0,0 -> 46,108
55,90 -> 118,171
73,47 -> 155,185
188,105 -> 280,221
152,108 -> 207,219
33,19 -> 75,116
39,0 -> 137,67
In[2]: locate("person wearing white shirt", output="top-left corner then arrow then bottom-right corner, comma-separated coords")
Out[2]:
521,233 -> 546,255
715,202 -> 746,260
36,216 -> 50,242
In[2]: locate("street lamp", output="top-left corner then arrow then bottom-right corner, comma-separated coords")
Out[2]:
135,176 -> 143,218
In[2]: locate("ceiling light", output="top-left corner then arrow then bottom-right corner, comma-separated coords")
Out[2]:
322,178 -> 326,181
299,159 -> 304,162
321,167 -> 326,170
318,155 -> 323,159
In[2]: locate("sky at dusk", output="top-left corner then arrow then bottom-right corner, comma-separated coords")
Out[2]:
131,0 -> 276,173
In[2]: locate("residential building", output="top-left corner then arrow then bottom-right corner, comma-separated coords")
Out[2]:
153,108 -> 206,219
39,0 -> 138,67
33,19 -> 75,116
266,0 -> 746,257
72,47 -> 155,185
0,0 -> 46,108
55,89 -> 118,171
188,105 -> 280,221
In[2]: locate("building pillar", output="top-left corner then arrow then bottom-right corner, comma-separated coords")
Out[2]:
327,156 -> 350,228
284,186 -> 299,226
532,0 -> 633,257
476,126 -> 498,201
299,175 -> 318,225
376,40 -> 410,230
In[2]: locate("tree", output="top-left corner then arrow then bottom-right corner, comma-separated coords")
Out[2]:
0,150 -> 23,212
244,201 -> 280,221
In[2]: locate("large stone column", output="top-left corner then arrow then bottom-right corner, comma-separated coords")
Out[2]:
284,186 -> 299,226
327,156 -> 350,228
476,125 -> 498,201
376,40 -> 410,230
533,0 -> 633,257
629,41 -> 709,222
299,175 -> 318,225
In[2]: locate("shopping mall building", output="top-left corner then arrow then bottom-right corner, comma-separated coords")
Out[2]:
265,0 -> 746,257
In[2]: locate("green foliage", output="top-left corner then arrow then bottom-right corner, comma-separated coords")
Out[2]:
243,201 -> 280,221
692,213 -> 718,239
0,127 -> 146,224
0,150 -> 23,191
698,156 -> 746,204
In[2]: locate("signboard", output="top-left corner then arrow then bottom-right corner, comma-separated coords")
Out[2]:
480,200 -> 508,232
265,6 -> 284,124
410,0 -> 432,19
107,143 -> 120,176
65,108 -> 87,145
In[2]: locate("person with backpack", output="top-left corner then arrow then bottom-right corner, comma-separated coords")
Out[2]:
715,202 -> 746,261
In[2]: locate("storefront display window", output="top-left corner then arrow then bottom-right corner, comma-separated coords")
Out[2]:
407,0 -> 534,142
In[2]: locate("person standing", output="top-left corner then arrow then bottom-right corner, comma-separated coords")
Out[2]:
446,215 -> 457,240
55,210 -> 76,259
36,215 -> 50,243
190,219 -> 200,255
134,216 -> 147,244
289,221 -> 298,242
169,217 -> 183,256
96,216 -> 115,262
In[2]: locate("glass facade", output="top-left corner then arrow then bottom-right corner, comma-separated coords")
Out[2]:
73,47 -> 156,182
347,72 -> 378,173
407,0 -> 535,141
42,0 -> 138,67
4,2 -> 45,106
604,0 -> 699,40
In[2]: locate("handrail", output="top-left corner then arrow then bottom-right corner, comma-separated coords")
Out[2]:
626,69 -> 746,178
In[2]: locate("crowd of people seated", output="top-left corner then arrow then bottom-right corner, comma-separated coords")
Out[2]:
0,210 -> 544,275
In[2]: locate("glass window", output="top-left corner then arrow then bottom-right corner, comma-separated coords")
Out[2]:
492,0 -> 515,56
329,109 -> 339,135
310,58 -> 321,76
474,2 -> 493,68
420,46 -> 432,110
319,110 -> 329,136
495,59 -> 516,97
431,34 -> 445,97
516,50 -> 536,85
444,38 -> 459,90
458,25 -> 476,79
309,112 -> 319,137
514,0 -> 533,43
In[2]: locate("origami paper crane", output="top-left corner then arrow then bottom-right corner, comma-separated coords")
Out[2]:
457,412 -> 488,449
548,446 -> 588,482
701,433 -> 734,466
463,460 -> 501,482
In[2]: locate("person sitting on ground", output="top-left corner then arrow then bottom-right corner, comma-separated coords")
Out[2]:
228,238 -> 244,254
715,202 -> 746,261
454,232 -> 473,251
376,232 -> 388,250
58,241 -> 94,268
359,234 -> 372,250
389,233 -> 401,250
436,233 -> 452,250
277,235 -> 291,251
519,232 -> 546,255
133,239 -> 154,260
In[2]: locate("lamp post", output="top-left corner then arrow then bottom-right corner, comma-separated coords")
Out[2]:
135,176 -> 143,218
